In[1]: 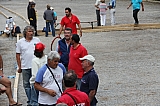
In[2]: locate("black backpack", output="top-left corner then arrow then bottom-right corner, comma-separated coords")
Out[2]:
15,26 -> 21,33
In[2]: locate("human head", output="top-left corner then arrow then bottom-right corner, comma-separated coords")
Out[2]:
47,4 -> 50,10
101,0 -> 105,3
30,2 -> 36,8
23,26 -> 35,38
65,7 -> 71,17
64,27 -> 72,41
80,55 -> 95,70
56,103 -> 68,106
71,34 -> 80,44
63,70 -> 77,87
34,42 -> 45,58
50,7 -> 54,11
47,51 -> 60,69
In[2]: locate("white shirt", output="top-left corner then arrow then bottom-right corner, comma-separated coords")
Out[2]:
16,37 -> 40,69
95,0 -> 101,10
30,55 -> 47,84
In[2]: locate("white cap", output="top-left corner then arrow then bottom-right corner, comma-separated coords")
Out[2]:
50,7 -> 54,10
79,55 -> 95,62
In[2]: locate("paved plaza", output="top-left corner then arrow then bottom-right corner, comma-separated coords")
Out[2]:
0,0 -> 160,106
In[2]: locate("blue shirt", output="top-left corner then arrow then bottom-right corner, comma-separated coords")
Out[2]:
131,0 -> 142,10
109,0 -> 116,8
80,68 -> 99,105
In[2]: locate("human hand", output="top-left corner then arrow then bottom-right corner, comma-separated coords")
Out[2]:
17,68 -> 22,73
127,6 -> 130,9
47,89 -> 57,97
79,31 -> 82,37
142,7 -> 144,11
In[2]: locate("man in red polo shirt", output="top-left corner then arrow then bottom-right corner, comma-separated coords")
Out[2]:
58,7 -> 82,37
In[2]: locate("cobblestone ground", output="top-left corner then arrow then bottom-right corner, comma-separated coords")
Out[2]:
0,0 -> 160,106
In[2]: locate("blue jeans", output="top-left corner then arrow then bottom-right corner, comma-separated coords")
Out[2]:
46,21 -> 55,37
31,84 -> 39,106
76,78 -> 81,90
22,69 -> 32,105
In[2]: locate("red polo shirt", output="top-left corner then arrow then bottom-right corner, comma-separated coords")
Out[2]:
60,14 -> 80,34
57,88 -> 90,106
68,44 -> 88,78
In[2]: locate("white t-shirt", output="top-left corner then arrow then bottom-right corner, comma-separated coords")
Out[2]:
30,55 -> 47,84
35,63 -> 66,105
95,0 -> 101,10
16,37 -> 40,69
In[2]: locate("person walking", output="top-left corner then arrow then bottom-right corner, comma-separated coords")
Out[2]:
29,2 -> 38,36
127,0 -> 144,25
30,42 -> 47,106
95,0 -> 101,26
68,34 -> 88,90
34,51 -> 66,106
56,28 -> 72,71
79,55 -> 99,106
108,0 -> 116,26
0,55 -> 22,106
43,5 -> 55,37
58,7 -> 82,37
56,71 -> 90,106
16,26 -> 40,106
99,0 -> 107,26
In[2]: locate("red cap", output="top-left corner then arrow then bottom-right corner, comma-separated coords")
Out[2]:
35,42 -> 45,52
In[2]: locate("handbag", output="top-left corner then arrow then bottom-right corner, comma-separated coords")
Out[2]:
46,64 -> 63,94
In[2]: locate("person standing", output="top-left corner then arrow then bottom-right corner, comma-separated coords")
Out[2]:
99,0 -> 107,26
50,7 -> 57,27
16,26 -> 40,106
30,42 -> 47,106
108,0 -> 116,26
27,0 -> 34,23
79,55 -> 99,106
29,2 -> 38,36
0,55 -> 22,106
56,71 -> 90,106
95,0 -> 101,26
58,7 -> 82,37
68,34 -> 88,90
43,5 -> 55,37
127,0 -> 144,25
56,28 -> 72,71
34,51 -> 66,106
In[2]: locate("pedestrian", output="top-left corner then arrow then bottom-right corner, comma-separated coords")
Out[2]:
108,0 -> 116,26
95,0 -> 101,26
4,17 -> 16,36
29,2 -> 38,36
68,34 -> 88,90
30,42 -> 47,106
34,51 -> 66,106
99,0 -> 107,26
50,7 -> 57,27
43,4 -> 55,37
56,71 -> 90,106
16,25 -> 40,106
127,0 -> 144,25
0,55 -> 22,106
58,7 -> 82,37
79,55 -> 99,106
27,0 -> 34,23
56,28 -> 72,71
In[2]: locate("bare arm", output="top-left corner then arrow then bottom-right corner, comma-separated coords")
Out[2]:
0,55 -> 3,76
141,2 -> 144,11
34,82 -> 57,97
77,23 -> 82,37
127,3 -> 132,9
16,53 -> 22,73
58,25 -> 64,37
89,90 -> 96,103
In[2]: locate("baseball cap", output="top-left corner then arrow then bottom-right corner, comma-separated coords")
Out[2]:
35,42 -> 45,52
79,55 -> 95,62
29,0 -> 34,2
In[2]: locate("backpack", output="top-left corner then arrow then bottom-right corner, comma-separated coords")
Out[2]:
15,26 -> 21,33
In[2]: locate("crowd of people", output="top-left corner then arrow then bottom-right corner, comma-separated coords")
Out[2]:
0,0 -> 145,105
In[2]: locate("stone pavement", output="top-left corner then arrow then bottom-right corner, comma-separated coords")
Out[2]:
0,0 -> 160,106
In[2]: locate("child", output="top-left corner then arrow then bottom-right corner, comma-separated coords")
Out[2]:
99,0 -> 107,26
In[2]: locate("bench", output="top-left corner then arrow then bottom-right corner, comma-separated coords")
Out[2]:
55,21 -> 97,29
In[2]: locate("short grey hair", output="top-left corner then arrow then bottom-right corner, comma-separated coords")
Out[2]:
87,60 -> 94,66
23,26 -> 35,38
47,51 -> 60,61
